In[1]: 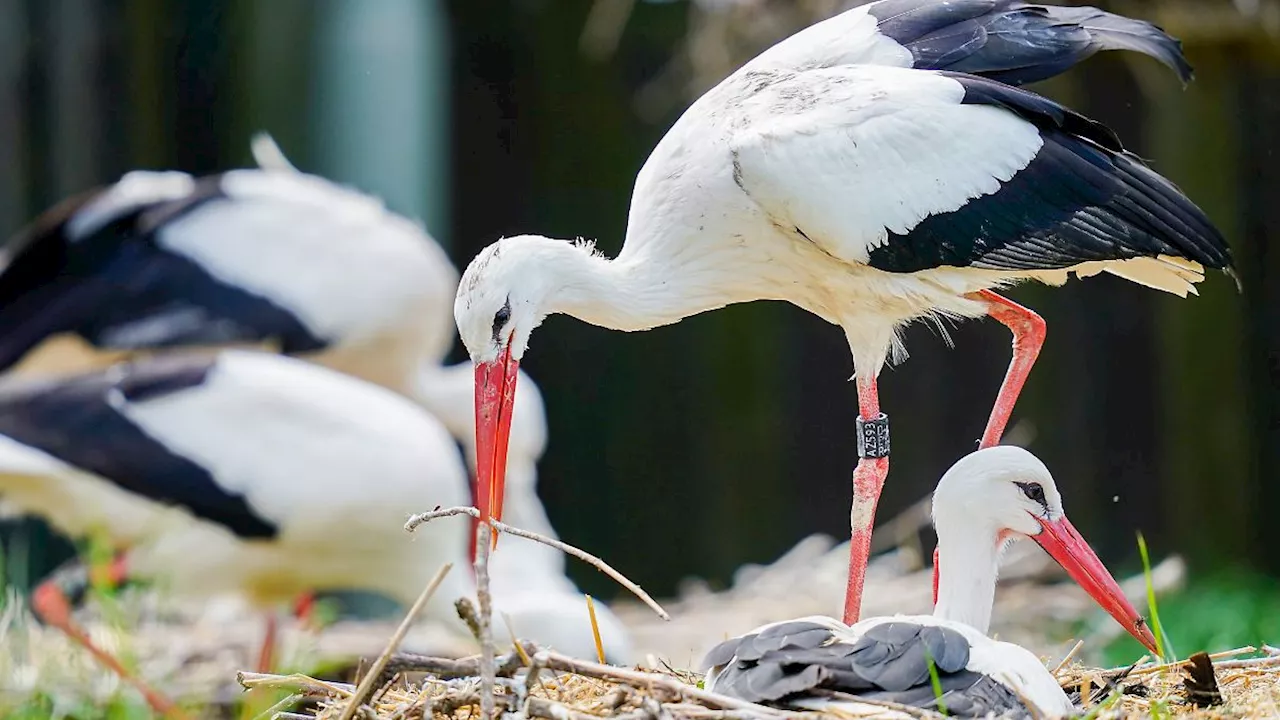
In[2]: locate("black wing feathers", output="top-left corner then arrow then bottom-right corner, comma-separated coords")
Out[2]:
0,175 -> 327,371
0,355 -> 278,538
865,73 -> 1232,275
704,620 -> 1031,717
867,0 -> 1191,86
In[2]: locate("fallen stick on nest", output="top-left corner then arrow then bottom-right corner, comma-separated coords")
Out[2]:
401,505 -> 668,719
404,506 -> 669,621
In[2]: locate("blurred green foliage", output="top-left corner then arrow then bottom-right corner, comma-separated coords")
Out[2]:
1103,570 -> 1280,666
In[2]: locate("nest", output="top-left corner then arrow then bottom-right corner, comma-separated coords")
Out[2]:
241,642 -> 1280,720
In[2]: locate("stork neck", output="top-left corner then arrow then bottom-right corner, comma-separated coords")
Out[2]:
932,519 -> 1003,634
539,239 -> 730,333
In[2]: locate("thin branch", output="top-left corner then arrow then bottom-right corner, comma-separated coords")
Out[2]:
533,649 -> 787,715
379,647 -> 533,679
1052,640 -> 1085,675
337,563 -> 454,720
475,522 -> 496,720
405,506 -> 669,620
238,672 -> 354,697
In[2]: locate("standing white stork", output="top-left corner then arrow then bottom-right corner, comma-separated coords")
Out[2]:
701,446 -> 1157,717
451,0 -> 1233,627
0,140 -> 610,631
0,350 -> 631,717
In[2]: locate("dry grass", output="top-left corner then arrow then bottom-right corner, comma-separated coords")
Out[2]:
239,643 -> 1280,720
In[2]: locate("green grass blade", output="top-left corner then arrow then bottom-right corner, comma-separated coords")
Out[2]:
1137,532 -> 1175,661
924,649 -> 949,716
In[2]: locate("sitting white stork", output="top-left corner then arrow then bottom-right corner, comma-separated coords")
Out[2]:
0,350 -> 631,717
702,446 -> 1157,717
450,0 -> 1232,632
0,137 -> 574,567
0,137 -> 622,634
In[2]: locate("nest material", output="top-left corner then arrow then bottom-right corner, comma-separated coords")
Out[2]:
241,642 -> 1280,720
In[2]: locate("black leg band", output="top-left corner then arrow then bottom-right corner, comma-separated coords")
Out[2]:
857,412 -> 890,459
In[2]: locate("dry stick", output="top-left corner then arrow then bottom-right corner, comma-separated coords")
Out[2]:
475,522 -> 497,720
1052,640 -> 1086,675
378,647 -> 533,679
1124,646 -> 1259,677
404,506 -> 669,620
532,650 -> 787,715
336,563 -> 454,720
238,671 -> 355,697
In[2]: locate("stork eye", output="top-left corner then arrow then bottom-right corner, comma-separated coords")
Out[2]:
491,299 -> 512,342
1016,482 -> 1047,508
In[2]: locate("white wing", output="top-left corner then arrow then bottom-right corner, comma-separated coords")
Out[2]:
728,65 -> 1042,266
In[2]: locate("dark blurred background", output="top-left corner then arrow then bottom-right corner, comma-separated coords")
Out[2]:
0,0 -> 1276,614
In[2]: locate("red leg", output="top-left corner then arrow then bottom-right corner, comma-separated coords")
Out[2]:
32,575 -> 188,719
843,376 -> 891,625
928,290 -> 1047,606
292,592 -> 317,630
971,290 -> 1046,449
257,613 -> 278,673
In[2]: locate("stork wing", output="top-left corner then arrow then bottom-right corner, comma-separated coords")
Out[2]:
0,174 -> 328,370
865,0 -> 1192,85
0,355 -> 278,538
728,66 -> 1229,283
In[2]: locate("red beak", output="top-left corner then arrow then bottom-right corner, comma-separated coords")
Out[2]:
1034,516 -> 1159,655
474,346 -> 519,550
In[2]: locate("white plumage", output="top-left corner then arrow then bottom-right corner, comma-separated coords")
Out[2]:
0,351 -> 631,706
702,446 -> 1157,717
0,137 -> 629,657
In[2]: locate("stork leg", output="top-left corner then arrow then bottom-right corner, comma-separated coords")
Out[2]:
256,592 -> 318,672
32,559 -> 187,720
843,376 -> 890,625
929,290 -> 1047,607
970,289 -> 1047,449
257,613 -> 279,673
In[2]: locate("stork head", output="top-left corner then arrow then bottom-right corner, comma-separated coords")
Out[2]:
933,446 -> 1159,654
455,235 -> 577,531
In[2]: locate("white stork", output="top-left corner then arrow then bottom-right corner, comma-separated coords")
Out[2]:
701,446 -> 1158,718
0,140 -> 609,630
0,350 -> 631,716
451,0 -> 1233,627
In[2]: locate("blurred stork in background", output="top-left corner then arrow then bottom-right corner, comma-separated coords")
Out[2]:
0,350 -> 633,716
0,136 -> 633,710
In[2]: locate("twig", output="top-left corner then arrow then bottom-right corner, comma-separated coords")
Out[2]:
1053,640 -> 1086,675
405,506 -> 669,620
379,647 -> 532,679
238,672 -> 354,697
533,649 -> 787,714
1124,646 -> 1259,676
476,522 -> 496,720
336,563 -> 454,720
1213,655 -> 1280,670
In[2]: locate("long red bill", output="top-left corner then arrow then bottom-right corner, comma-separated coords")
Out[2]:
474,345 -> 519,551
1034,516 -> 1159,655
